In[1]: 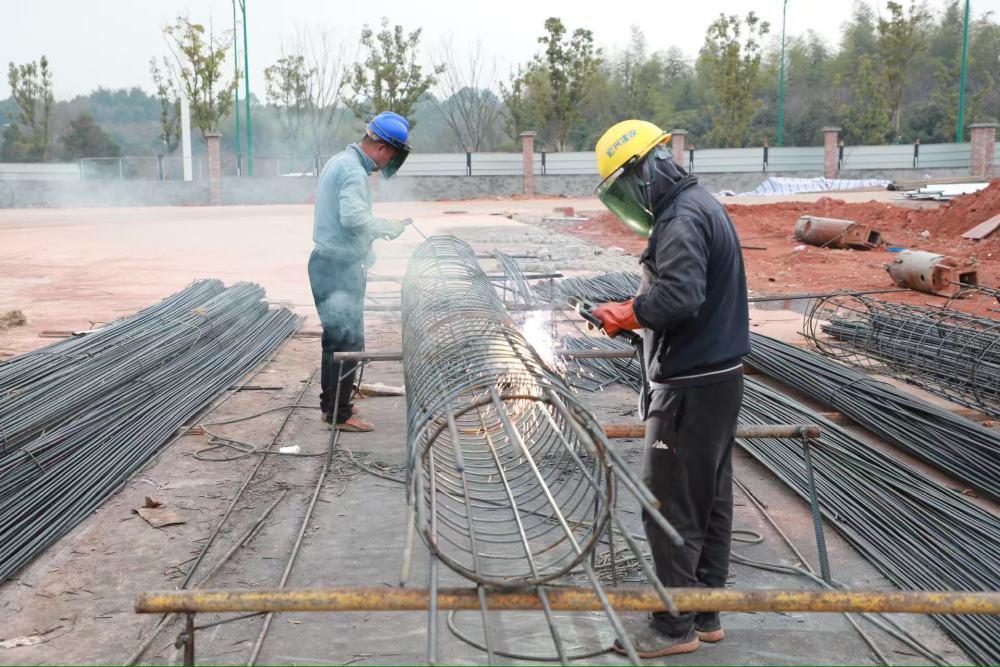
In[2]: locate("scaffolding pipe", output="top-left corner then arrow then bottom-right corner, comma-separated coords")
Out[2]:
136,586 -> 1000,616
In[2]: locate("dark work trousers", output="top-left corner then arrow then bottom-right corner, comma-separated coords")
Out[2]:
307,249 -> 367,422
642,374 -> 744,636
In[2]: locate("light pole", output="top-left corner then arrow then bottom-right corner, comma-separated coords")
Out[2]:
777,0 -> 789,146
235,0 -> 252,175
232,0 -> 241,175
955,0 -> 970,143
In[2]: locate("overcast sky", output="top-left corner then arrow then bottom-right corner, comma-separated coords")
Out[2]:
2,0 -> 998,101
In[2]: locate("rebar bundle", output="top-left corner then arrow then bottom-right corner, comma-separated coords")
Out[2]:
803,295 -> 1000,419
547,271 -> 642,304
400,237 -> 681,663
565,334 -> 1000,665
746,332 -> 1000,500
1,280 -> 266,453
739,381 -> 1000,666
0,282 -> 300,582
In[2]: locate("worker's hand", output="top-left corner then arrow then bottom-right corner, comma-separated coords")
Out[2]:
383,219 -> 406,240
592,299 -> 640,338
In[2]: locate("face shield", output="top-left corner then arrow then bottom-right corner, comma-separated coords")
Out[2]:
366,127 -> 411,179
595,157 -> 654,237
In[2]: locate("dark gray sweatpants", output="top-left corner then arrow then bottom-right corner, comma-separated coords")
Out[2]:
641,374 -> 744,636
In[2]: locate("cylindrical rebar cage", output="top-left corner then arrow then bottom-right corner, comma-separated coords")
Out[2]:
803,295 -> 1000,419
402,236 -> 613,586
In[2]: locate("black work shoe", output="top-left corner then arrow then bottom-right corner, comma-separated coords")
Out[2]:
611,625 -> 700,658
320,410 -> 333,424
695,612 -> 725,643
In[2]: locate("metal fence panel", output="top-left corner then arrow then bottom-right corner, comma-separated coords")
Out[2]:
916,143 -> 969,169
691,148 -> 763,173
840,144 -> 914,169
767,146 -> 824,172
398,153 -> 467,176
0,162 -> 80,181
541,152 -> 595,175
470,152 -> 522,176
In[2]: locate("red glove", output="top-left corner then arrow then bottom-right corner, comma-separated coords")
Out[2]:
592,299 -> 641,338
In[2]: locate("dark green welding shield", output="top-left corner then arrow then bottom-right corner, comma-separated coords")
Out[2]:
380,144 -> 411,179
595,158 -> 654,237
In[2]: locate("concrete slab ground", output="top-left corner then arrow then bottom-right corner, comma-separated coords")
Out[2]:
0,200 -> 978,665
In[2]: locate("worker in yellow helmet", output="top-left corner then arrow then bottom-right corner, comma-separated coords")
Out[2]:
592,120 -> 750,658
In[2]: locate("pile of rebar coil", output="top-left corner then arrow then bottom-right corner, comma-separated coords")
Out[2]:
535,271 -> 642,304
564,334 -> 1000,665
804,295 -> 1000,419
746,332 -> 999,500
0,280 -> 300,582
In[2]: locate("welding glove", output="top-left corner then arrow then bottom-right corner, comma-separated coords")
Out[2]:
592,299 -> 640,338
381,219 -> 406,240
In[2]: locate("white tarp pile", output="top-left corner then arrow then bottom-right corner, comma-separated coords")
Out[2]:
726,176 -> 891,197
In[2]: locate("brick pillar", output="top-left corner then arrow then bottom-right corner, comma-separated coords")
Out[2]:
520,131 -> 536,196
670,129 -> 687,169
822,127 -> 840,179
205,132 -> 222,205
969,123 -> 998,180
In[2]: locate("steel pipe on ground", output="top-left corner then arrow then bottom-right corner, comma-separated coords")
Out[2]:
136,586 -> 1000,616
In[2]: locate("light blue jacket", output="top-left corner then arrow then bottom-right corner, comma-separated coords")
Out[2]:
312,144 -> 395,267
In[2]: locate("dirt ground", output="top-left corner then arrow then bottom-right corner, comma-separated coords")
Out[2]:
0,198 -> 986,665
560,180 -> 1000,306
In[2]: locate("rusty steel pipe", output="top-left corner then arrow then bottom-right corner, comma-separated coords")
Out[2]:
136,586 -> 1000,616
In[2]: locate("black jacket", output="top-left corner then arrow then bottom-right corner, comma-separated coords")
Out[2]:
632,174 -> 750,386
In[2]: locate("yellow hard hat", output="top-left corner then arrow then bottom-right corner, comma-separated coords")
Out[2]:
594,120 -> 671,237
595,120 -> 671,181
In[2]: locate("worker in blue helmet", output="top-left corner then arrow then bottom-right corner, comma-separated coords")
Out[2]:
308,111 -> 413,432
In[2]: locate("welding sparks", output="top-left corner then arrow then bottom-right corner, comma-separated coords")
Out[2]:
521,311 -> 561,370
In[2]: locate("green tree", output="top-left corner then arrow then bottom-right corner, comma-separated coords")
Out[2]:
503,18 -> 601,151
700,12 -> 770,147
160,16 -> 237,140
345,18 -> 444,125
60,112 -> 121,158
2,56 -> 54,161
149,58 -> 181,153
877,1 -> 930,137
264,54 -> 309,148
837,55 -> 891,143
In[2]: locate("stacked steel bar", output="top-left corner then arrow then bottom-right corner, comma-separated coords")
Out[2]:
746,332 -> 1000,500
739,382 -> 1000,666
563,334 -> 1000,665
0,281 -> 267,453
803,295 -> 1000,419
0,283 -> 300,581
401,237 -> 681,664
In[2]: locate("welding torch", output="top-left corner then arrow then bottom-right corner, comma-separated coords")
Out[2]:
567,295 -> 650,419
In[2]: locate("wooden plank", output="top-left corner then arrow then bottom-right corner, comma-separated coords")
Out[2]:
962,213 -> 1000,240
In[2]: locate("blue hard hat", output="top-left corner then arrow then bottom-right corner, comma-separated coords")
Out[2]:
367,111 -> 412,152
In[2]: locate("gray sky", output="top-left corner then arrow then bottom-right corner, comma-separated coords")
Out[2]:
2,0 -> 998,100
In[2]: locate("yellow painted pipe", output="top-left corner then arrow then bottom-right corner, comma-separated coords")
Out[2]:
136,586 -> 1000,616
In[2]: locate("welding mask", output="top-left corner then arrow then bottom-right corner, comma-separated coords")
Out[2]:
367,112 -> 412,179
596,153 -> 655,237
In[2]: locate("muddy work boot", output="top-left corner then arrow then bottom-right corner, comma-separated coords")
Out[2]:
694,612 -> 725,643
611,625 -> 700,659
334,414 -> 374,432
